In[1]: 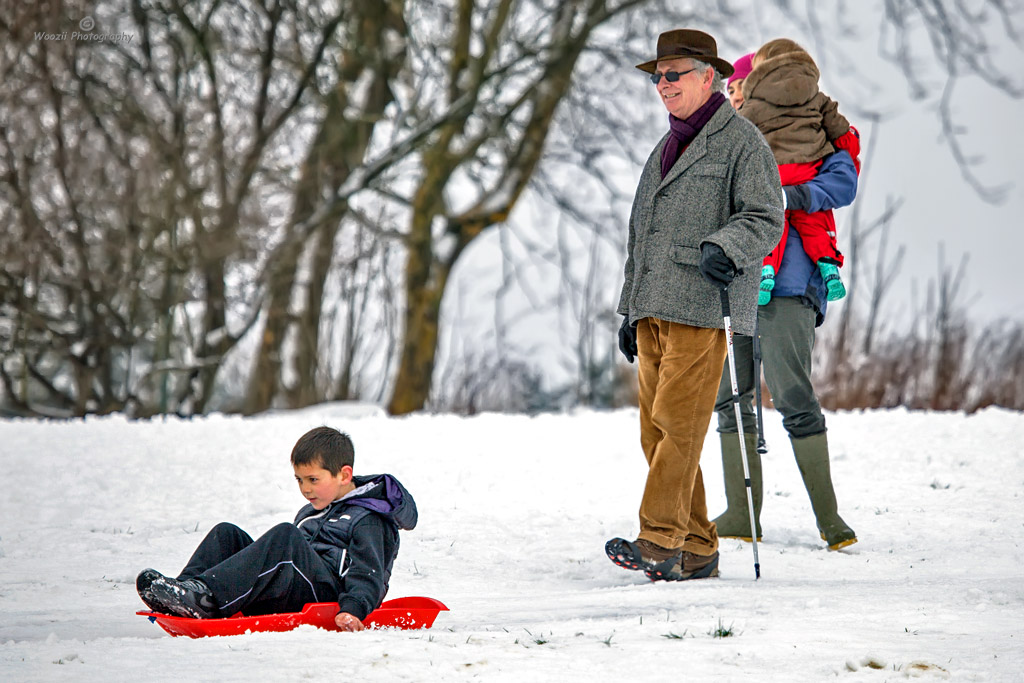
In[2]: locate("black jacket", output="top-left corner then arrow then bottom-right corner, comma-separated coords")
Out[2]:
294,474 -> 417,620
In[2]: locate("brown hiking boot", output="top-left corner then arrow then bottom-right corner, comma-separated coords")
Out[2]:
605,537 -> 678,571
645,550 -> 720,582
636,539 -> 678,562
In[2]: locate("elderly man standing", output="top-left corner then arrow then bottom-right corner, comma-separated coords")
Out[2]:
606,29 -> 784,581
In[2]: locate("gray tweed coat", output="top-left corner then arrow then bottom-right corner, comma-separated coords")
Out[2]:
617,103 -> 784,336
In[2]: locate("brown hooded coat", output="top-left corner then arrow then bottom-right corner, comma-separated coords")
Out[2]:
739,51 -> 850,165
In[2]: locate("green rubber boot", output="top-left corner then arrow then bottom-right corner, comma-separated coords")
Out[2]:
791,433 -> 857,550
711,432 -> 762,541
817,260 -> 846,301
758,265 -> 775,306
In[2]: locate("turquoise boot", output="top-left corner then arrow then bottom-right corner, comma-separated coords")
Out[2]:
817,260 -> 846,301
758,265 -> 775,306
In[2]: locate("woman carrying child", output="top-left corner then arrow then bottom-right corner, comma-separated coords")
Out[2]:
711,42 -> 860,551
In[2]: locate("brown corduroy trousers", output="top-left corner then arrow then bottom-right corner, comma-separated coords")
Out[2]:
636,317 -> 726,556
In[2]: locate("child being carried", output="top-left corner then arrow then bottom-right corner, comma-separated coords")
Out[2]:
739,38 -> 862,304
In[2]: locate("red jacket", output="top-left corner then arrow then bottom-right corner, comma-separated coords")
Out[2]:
764,128 -> 860,271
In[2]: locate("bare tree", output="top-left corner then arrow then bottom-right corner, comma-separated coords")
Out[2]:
878,0 -> 1023,202
384,0 -> 655,415
0,1 -> 357,416
244,0 -> 408,414
4,0 -> 1021,419
0,1 -> 171,416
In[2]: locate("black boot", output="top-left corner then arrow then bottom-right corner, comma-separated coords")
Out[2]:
137,569 -> 220,618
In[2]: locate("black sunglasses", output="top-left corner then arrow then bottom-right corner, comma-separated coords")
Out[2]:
650,67 -> 697,85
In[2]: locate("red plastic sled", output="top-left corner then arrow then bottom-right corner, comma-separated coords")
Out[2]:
138,596 -> 448,638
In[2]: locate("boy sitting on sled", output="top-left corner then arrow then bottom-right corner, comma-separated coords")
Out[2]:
137,426 -> 417,632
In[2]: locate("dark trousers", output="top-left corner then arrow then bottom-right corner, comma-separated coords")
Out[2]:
178,522 -> 340,616
715,296 -> 826,438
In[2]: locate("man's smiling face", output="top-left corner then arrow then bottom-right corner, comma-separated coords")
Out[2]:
654,57 -> 711,119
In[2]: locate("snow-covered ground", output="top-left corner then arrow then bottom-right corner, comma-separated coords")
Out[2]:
1,404 -> 1021,681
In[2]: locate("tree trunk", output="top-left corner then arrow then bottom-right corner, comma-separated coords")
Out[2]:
387,258 -> 451,415
386,0 -> 597,414
290,221 -> 339,408
246,0 -> 407,413
244,236 -> 303,415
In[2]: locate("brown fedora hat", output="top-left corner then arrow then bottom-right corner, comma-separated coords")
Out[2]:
636,29 -> 734,78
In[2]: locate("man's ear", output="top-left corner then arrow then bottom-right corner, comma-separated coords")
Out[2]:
702,67 -> 714,90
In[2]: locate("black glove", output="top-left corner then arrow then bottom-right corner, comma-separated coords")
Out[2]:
617,315 -> 637,364
783,184 -> 810,212
699,243 -> 737,289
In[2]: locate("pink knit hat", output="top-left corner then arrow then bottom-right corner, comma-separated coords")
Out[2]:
727,53 -> 754,86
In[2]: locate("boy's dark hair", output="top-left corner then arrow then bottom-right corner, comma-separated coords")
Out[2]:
291,426 -> 355,475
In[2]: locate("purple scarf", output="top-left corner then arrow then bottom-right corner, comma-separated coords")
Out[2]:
660,91 -> 728,178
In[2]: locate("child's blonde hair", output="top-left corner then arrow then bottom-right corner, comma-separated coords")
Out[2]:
752,38 -> 812,69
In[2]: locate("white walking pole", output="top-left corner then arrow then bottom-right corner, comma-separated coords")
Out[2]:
720,287 -> 761,579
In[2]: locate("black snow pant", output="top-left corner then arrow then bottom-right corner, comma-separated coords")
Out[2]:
177,522 -> 340,617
